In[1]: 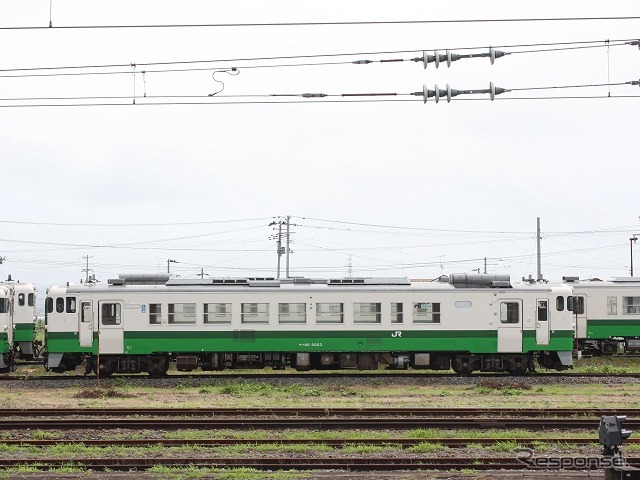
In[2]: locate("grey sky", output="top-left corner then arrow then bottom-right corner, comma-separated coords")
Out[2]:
1,1 -> 639,313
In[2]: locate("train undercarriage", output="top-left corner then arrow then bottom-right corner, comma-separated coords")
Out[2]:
46,350 -> 572,376
577,337 -> 640,356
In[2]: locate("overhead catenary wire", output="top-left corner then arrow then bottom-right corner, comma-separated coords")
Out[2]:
0,38 -> 634,78
1,79 -> 638,106
1,15 -> 639,30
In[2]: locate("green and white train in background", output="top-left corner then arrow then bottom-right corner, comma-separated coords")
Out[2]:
44,273 -> 577,376
0,277 -> 38,371
564,276 -> 640,355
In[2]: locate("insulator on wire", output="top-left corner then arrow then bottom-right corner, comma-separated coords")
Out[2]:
490,47 -> 506,65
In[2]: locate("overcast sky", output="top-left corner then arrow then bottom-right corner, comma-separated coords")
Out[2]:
1,1 -> 639,312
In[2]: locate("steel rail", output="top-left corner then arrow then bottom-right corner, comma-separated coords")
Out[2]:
0,456 -> 620,471
3,371 -> 640,381
0,417 -> 632,430
0,437 -> 607,447
3,407 -> 639,417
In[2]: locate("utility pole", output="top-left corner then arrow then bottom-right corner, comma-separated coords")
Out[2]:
82,255 -> 93,283
285,215 -> 291,278
167,259 -> 178,275
269,216 -> 294,278
536,217 -> 543,282
197,268 -> 208,279
631,235 -> 638,277
346,255 -> 353,277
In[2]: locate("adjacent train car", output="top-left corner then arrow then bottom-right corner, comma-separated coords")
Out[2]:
565,276 -> 640,355
44,273 -> 575,376
0,284 -> 14,371
4,279 -> 38,359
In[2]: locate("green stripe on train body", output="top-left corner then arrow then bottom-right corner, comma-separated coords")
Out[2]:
587,319 -> 640,339
13,323 -> 35,343
47,328 -> 574,355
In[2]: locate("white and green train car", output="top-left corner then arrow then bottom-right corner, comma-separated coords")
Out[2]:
565,276 -> 640,355
0,284 -> 15,371
5,280 -> 37,359
45,273 -> 574,376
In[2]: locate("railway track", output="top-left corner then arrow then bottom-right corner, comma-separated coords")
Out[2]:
0,407 -> 632,475
3,371 -> 640,381
0,437 -> 611,447
0,456 -> 632,471
3,406 -> 640,417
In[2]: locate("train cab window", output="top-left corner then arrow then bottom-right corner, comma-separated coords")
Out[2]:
391,303 -> 403,324
556,296 -> 565,311
149,303 -> 162,324
101,303 -> 121,325
568,296 -> 585,314
413,302 -> 441,324
623,296 -> 640,314
241,303 -> 269,323
0,298 -> 7,314
18,293 -> 25,307
56,297 -> 64,313
28,293 -> 35,307
45,297 -> 53,314
168,303 -> 196,324
278,303 -> 306,324
316,303 -> 344,323
66,297 -> 76,314
537,300 -> 548,321
499,302 -> 520,324
353,303 -> 381,323
204,303 -> 232,324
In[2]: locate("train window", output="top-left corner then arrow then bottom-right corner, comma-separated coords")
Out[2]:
556,296 -> 564,311
168,303 -> 196,324
204,303 -> 232,324
391,303 -> 403,324
623,297 -> 640,315
28,293 -> 35,307
18,293 -> 25,307
413,302 -> 441,323
499,302 -> 519,324
568,296 -> 585,314
66,297 -> 76,314
608,296 -> 618,315
56,297 -> 64,313
149,303 -> 162,324
101,303 -> 121,325
241,303 -> 269,323
316,303 -> 344,323
81,302 -> 92,323
537,300 -> 548,321
278,303 -> 306,324
353,303 -> 381,323
45,297 -> 53,314
0,298 -> 7,314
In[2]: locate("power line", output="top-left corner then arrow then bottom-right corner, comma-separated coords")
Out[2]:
0,95 -> 639,109
0,38 -> 633,78
2,16 -> 639,31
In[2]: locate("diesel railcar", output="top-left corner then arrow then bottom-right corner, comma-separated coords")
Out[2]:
44,273 -> 574,376
564,276 -> 640,355
4,279 -> 38,359
0,284 -> 14,371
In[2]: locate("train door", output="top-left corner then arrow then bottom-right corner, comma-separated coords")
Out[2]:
497,299 -> 522,352
98,301 -> 124,354
78,301 -> 93,348
571,295 -> 587,343
535,299 -> 550,345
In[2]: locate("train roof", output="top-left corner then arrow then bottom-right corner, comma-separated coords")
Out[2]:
48,273 -> 570,295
